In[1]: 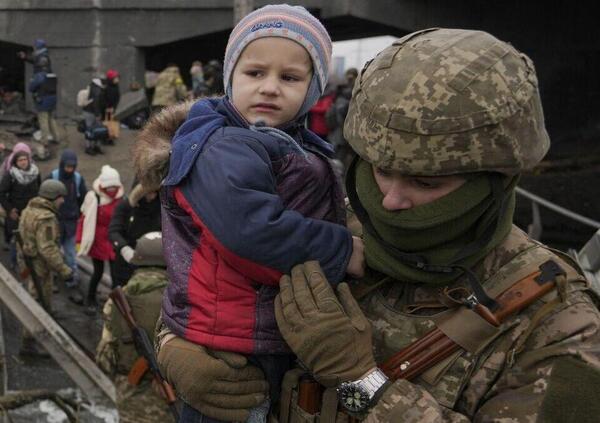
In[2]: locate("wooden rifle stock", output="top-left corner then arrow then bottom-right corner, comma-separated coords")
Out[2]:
381,260 -> 565,381
110,287 -> 179,421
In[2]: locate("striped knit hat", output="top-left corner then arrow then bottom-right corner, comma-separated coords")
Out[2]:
224,4 -> 332,119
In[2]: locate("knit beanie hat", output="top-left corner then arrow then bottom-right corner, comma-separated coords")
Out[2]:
223,4 -> 332,119
98,165 -> 121,188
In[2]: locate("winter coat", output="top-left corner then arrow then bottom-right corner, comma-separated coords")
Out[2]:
28,71 -> 57,112
46,149 -> 88,237
76,179 -> 123,261
0,162 -> 41,238
104,81 -> 121,112
83,79 -> 106,118
18,196 -> 72,279
151,66 -> 187,107
108,184 -> 162,286
136,98 -> 352,355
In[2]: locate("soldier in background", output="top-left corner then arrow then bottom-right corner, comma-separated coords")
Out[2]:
154,29 -> 600,422
17,179 -> 72,355
151,64 -> 187,114
95,231 -> 170,422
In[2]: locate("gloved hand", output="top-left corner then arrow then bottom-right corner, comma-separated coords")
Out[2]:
275,261 -> 376,387
120,245 -> 135,263
158,336 -> 269,422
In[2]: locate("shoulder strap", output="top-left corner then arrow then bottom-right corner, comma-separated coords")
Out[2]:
75,172 -> 82,197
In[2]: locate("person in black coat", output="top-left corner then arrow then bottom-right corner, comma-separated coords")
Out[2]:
108,183 -> 161,286
103,69 -> 120,120
0,145 -> 41,265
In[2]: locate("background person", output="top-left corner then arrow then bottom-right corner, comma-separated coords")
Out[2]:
0,143 -> 41,268
76,165 -> 124,313
17,180 -> 72,355
108,183 -> 161,287
95,231 -> 171,422
46,149 -> 88,301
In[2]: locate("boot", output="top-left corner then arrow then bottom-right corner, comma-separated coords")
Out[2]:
84,297 -> 98,316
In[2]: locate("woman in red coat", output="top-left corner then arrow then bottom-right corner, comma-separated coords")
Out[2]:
76,165 -> 123,312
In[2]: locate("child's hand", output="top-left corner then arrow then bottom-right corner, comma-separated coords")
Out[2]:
346,236 -> 365,278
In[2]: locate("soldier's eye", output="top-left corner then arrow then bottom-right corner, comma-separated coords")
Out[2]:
375,168 -> 392,177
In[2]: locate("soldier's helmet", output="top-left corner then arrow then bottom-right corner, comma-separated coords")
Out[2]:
39,180 -> 67,200
130,232 -> 165,267
343,28 -> 550,176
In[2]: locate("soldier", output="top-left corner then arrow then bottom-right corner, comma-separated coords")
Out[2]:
145,29 -> 600,422
95,231 -> 170,422
18,179 -> 72,355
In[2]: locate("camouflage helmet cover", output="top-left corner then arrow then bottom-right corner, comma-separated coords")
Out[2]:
130,231 -> 165,267
38,179 -> 67,200
343,28 -> 550,176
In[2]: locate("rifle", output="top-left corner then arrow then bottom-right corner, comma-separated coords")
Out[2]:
380,260 -> 565,380
109,287 -> 179,421
14,230 -> 50,312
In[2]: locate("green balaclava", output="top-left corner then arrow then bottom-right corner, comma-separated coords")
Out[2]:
349,158 -> 518,285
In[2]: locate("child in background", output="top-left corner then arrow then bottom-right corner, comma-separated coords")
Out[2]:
142,4 -> 365,421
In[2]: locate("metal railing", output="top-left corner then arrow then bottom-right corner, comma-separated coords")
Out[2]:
516,186 -> 600,240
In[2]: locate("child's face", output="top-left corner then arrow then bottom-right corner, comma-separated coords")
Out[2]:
231,37 -> 312,127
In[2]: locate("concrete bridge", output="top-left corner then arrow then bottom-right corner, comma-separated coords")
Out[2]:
0,1 -> 597,149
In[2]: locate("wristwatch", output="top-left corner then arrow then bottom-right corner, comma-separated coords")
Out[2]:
337,368 -> 389,413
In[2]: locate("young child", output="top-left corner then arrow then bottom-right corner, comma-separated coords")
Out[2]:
137,4 -> 363,419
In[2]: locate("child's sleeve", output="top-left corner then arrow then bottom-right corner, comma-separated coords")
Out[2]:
178,134 -> 353,285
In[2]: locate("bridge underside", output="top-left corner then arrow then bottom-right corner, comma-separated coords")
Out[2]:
0,1 -> 597,152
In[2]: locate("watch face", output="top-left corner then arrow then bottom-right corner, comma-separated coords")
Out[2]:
339,383 -> 370,413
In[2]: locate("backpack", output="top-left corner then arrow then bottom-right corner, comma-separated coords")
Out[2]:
51,169 -> 82,198
76,86 -> 92,107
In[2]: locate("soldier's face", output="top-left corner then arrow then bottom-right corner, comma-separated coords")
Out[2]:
54,196 -> 65,208
372,166 -> 466,210
231,37 -> 312,127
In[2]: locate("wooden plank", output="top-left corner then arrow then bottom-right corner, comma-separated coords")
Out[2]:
0,263 -> 116,405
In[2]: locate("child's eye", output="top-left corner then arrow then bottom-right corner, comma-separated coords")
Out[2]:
282,74 -> 299,82
245,70 -> 263,78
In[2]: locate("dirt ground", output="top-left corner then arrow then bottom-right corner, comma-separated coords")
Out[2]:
29,119 -> 139,191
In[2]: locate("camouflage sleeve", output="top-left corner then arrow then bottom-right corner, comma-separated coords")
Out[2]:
365,289 -> 600,422
36,218 -> 72,278
364,380 -> 469,423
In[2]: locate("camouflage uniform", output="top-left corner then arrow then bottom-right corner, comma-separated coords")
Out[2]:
151,65 -> 187,108
357,225 -> 600,422
338,28 -> 600,422
17,196 -> 71,312
96,266 -> 169,422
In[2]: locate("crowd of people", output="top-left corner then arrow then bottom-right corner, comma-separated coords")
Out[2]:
1,4 -> 599,423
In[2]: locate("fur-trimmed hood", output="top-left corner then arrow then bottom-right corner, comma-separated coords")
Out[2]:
132,101 -> 194,192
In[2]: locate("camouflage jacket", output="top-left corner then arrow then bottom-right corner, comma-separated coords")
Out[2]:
96,267 -> 168,376
151,66 -> 187,107
363,225 -> 600,422
18,196 -> 71,278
